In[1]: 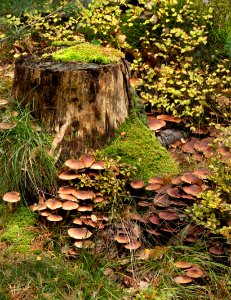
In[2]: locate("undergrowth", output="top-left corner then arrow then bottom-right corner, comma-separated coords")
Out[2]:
0,252 -> 125,300
0,103 -> 57,200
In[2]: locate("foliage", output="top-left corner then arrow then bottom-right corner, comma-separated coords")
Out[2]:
0,204 -> 37,253
79,0 -> 231,128
0,0 -> 83,50
186,126 -> 231,238
75,156 -> 136,215
0,104 -> 57,200
101,114 -> 179,182
51,42 -> 124,64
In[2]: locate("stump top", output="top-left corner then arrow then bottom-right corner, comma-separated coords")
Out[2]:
15,56 -> 119,72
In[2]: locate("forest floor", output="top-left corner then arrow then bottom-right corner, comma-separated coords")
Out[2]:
0,62 -> 230,300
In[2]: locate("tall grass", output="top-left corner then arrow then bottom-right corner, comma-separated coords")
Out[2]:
0,103 -> 57,201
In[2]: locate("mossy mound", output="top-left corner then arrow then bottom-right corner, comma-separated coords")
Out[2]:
0,205 -> 37,253
102,115 -> 179,182
52,42 -> 124,64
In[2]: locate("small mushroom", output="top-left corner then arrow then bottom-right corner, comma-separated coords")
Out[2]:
3,191 -> 21,211
68,227 -> 93,240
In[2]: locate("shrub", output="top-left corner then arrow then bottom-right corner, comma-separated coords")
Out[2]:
79,0 -> 231,128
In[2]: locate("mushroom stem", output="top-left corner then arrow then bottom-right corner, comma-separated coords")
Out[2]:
8,202 -> 13,211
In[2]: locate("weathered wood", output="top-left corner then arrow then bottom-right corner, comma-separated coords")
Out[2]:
12,56 -> 132,158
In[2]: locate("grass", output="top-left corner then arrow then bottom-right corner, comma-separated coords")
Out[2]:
0,103 -> 57,200
101,114 -> 179,182
0,252 -> 126,300
51,42 -> 124,64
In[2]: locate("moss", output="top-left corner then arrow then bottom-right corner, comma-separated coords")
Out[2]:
51,42 -> 124,64
0,205 -> 37,253
102,115 -> 179,182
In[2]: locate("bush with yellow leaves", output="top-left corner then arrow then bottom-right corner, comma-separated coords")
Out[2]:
79,0 -> 231,129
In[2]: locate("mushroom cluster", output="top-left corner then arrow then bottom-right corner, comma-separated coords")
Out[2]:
124,170 -> 212,245
173,261 -> 204,284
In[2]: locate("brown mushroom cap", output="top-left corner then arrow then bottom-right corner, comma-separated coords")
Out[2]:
148,119 -> 166,131
148,177 -> 164,185
130,179 -> 145,189
153,195 -> 171,208
47,214 -> 63,221
68,227 -> 92,239
167,187 -> 182,198
156,114 -> 181,123
39,210 -> 51,217
209,245 -> 225,255
186,267 -> 204,278
74,190 -> 95,200
45,198 -> 63,210
72,218 -> 83,225
149,214 -> 161,225
90,161 -> 105,170
77,205 -> 93,212
182,185 -> 203,196
174,261 -> 192,269
158,211 -> 179,221
192,168 -> 210,180
58,186 -> 77,194
124,240 -> 142,250
145,183 -> 162,191
62,201 -> 79,210
3,191 -> 21,203
59,193 -> 78,202
36,203 -> 47,211
58,170 -> 80,180
182,139 -> 197,154
114,235 -> 130,244
174,275 -> 193,284
64,159 -> 85,170
180,173 -> 203,185
79,154 -> 95,168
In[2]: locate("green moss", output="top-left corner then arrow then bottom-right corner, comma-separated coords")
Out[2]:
51,42 -> 124,64
102,115 -> 179,182
0,205 -> 37,253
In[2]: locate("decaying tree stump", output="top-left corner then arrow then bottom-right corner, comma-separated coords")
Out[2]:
12,56 -> 132,158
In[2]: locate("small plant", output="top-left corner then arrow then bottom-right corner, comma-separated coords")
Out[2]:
0,103 -> 57,200
186,126 -> 231,238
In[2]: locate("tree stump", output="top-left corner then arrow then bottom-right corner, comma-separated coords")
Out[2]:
12,56 -> 132,158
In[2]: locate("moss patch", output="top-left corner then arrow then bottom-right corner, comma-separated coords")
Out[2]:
102,115 -> 179,182
51,42 -> 124,64
0,205 -> 37,253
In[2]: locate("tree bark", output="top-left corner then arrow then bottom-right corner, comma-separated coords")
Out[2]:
12,56 -> 132,158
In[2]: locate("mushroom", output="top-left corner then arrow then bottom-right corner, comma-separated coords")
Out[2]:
64,159 -> 85,170
174,275 -> 193,284
68,227 -> 93,240
130,179 -> 145,189
3,191 -> 21,211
